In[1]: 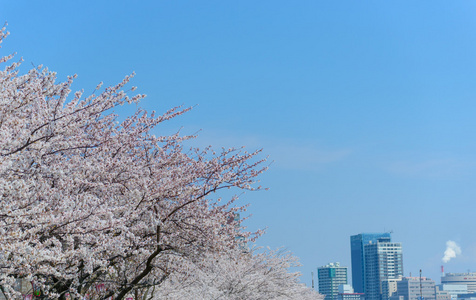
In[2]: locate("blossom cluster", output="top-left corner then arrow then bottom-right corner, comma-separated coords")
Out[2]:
0,27 -> 268,299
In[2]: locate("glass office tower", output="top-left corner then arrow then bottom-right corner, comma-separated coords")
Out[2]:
364,241 -> 403,300
350,233 -> 391,294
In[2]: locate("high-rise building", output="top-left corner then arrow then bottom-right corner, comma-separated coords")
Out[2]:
389,277 -> 436,300
319,262 -> 348,300
351,233 -> 392,294
364,240 -> 403,300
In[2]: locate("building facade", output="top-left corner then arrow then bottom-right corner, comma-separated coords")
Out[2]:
437,284 -> 469,300
339,284 -> 365,300
364,240 -> 403,300
382,278 -> 403,300
442,274 -> 476,293
457,293 -> 476,300
389,277 -> 436,300
351,233 -> 392,294
319,262 -> 348,300
436,290 -> 452,300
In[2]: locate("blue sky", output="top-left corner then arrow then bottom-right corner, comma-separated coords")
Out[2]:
3,0 -> 476,287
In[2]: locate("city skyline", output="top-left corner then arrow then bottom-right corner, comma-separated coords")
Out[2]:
319,234 -> 476,300
324,234 -> 468,288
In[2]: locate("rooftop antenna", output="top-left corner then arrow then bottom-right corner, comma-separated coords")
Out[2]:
420,269 -> 423,300
312,272 -> 315,289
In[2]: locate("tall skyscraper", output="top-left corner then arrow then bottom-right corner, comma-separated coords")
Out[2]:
350,233 -> 392,293
318,262 -> 348,300
364,240 -> 403,300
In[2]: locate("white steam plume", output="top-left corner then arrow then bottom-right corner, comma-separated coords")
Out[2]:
442,240 -> 461,263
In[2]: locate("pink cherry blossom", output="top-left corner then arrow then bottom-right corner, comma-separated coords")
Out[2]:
0,27 -> 268,300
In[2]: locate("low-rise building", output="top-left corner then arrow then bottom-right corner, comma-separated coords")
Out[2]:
437,284 -> 469,300
457,293 -> 476,300
389,277 -> 436,300
338,284 -> 365,300
442,274 -> 476,293
436,290 -> 452,300
382,277 -> 403,300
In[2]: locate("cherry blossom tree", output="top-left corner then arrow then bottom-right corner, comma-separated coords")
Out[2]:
0,27 -> 267,300
151,248 -> 323,300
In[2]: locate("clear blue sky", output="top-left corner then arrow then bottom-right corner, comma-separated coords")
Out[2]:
3,0 -> 476,287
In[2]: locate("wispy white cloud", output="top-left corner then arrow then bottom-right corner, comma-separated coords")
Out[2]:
267,144 -> 352,170
385,158 -> 470,178
186,129 -> 352,171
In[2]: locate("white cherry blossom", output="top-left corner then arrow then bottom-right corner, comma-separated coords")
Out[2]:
0,27 -> 267,300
